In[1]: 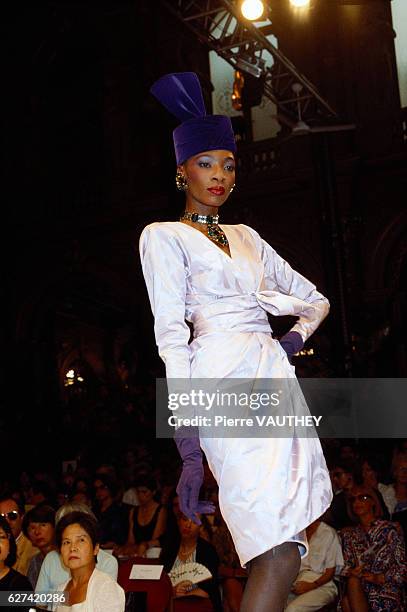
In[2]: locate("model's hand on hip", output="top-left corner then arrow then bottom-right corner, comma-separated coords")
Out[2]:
279,331 -> 304,363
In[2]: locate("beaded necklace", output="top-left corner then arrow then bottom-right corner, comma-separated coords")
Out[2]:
180,211 -> 229,247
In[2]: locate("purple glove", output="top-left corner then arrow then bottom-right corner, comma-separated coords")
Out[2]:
279,331 -> 304,363
174,426 -> 215,524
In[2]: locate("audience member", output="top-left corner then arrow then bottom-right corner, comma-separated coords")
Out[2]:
26,481 -> 55,508
380,452 -> 407,516
211,510 -> 247,612
36,502 -> 118,595
0,495 -> 38,575
0,516 -> 32,611
119,476 -> 166,557
323,460 -> 358,529
340,485 -> 406,611
54,511 -> 125,611
92,475 -> 128,548
161,512 -> 222,611
359,454 -> 390,518
22,504 -> 56,588
71,491 -> 92,508
285,519 -> 343,611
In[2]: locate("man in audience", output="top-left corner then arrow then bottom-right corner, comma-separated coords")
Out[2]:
285,518 -> 343,611
92,474 -> 128,548
0,494 -> 38,575
323,460 -> 358,529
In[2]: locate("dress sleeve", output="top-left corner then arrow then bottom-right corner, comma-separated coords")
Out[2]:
95,579 -> 126,612
139,223 -> 191,379
255,229 -> 330,343
381,524 -> 407,587
35,552 -> 52,593
339,528 -> 357,577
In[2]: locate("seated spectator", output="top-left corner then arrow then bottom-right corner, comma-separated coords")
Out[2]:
285,519 -> 343,611
36,502 -> 118,597
323,460 -> 358,529
211,508 -> 247,612
73,478 -> 90,497
54,511 -> 125,611
361,454 -> 390,519
71,491 -> 92,508
0,516 -> 32,610
22,504 -> 56,588
92,475 -> 128,548
340,485 -> 406,612
380,452 -> 407,516
161,513 -> 222,611
26,481 -> 56,508
118,476 -> 166,557
0,494 -> 38,575
55,485 -> 71,509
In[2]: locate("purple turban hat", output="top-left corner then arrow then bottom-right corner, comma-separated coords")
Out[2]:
150,72 -> 236,165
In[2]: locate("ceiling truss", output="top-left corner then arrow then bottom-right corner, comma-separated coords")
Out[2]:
163,0 -> 338,124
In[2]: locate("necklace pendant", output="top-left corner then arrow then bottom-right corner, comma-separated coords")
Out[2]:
207,224 -> 229,246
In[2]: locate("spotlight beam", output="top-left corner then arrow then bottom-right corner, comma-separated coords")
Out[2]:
164,0 -> 338,124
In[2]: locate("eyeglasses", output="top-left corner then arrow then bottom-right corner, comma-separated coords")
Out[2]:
0,511 -> 19,521
349,494 -> 373,503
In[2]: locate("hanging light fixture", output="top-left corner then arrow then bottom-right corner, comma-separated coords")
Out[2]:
241,0 -> 264,21
232,70 -> 245,111
290,0 -> 310,7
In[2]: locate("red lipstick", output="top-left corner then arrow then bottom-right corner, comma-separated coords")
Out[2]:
207,187 -> 225,196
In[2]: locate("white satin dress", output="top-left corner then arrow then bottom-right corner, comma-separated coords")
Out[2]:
139,221 -> 333,567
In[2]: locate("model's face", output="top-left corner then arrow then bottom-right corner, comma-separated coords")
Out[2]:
0,527 -> 10,565
60,523 -> 98,571
0,500 -> 23,539
27,522 -> 55,550
180,149 -> 235,211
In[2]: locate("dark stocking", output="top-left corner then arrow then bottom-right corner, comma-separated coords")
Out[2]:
240,542 -> 300,612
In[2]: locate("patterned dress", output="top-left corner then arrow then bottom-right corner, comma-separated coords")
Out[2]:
340,520 -> 407,611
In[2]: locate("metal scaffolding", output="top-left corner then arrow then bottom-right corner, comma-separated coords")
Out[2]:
163,0 -> 337,124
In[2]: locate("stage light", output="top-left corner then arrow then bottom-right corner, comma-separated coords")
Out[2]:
241,0 -> 264,21
290,0 -> 310,7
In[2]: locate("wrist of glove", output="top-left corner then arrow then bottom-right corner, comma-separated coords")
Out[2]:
174,426 -> 215,524
279,331 -> 304,363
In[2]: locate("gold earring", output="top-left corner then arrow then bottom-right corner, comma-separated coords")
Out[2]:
175,172 -> 188,191
230,183 -> 236,193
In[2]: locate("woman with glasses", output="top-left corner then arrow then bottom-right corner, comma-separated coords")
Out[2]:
339,485 -> 406,612
0,516 -> 32,610
0,495 -> 37,576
